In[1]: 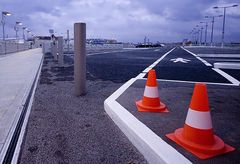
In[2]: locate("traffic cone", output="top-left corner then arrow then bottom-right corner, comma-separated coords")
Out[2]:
166,83 -> 235,159
136,69 -> 168,112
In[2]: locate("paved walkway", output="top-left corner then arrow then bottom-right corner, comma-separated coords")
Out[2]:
0,49 -> 43,163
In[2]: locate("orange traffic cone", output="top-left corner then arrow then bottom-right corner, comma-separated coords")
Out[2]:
136,69 -> 168,112
166,83 -> 235,159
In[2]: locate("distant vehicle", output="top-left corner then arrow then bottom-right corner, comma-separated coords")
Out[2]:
136,43 -> 164,48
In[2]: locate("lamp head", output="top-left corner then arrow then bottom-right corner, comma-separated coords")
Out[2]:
16,21 -> 22,25
2,11 -> 11,16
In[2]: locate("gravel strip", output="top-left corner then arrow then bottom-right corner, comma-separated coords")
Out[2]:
19,53 -> 147,163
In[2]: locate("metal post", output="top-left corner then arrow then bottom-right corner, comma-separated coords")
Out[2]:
1,14 -> 6,54
204,23 -> 208,46
74,23 -> 86,96
210,17 -> 214,46
53,41 -> 58,60
221,8 -> 226,47
16,29 -> 19,52
57,36 -> 64,66
200,27 -> 203,46
67,29 -> 70,54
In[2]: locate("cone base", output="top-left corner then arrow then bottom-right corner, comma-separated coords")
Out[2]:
166,128 -> 235,159
136,100 -> 169,113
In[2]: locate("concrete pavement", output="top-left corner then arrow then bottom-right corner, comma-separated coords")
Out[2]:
0,48 -> 43,163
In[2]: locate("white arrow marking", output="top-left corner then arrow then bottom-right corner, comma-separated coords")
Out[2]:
170,58 -> 190,63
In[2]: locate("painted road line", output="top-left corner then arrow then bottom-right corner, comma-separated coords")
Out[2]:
87,49 -> 140,56
136,73 -> 146,79
214,62 -> 240,70
181,47 -> 212,66
139,78 -> 238,86
138,47 -> 176,78
212,68 -> 240,85
143,67 -> 152,73
198,54 -> 240,58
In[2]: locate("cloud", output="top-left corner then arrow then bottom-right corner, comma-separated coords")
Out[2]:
0,0 -> 239,43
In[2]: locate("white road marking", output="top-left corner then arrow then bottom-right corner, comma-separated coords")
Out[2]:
198,54 -> 240,58
136,47 -> 176,79
170,58 -> 190,63
212,68 -> 240,85
139,78 -> 238,86
87,49 -> 140,56
181,47 -> 212,66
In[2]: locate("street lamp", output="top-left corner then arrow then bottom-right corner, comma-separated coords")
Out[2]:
213,4 -> 238,47
196,25 -> 204,46
14,21 -> 22,52
205,15 -> 223,46
26,30 -> 31,40
1,11 -> 11,54
22,27 -> 27,41
200,21 -> 208,46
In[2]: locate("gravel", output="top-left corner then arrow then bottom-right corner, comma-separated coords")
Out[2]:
19,52 -> 147,163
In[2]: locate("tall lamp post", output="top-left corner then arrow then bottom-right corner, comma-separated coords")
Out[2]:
205,15 -> 223,47
22,27 -> 27,42
200,21 -> 208,46
213,4 -> 238,47
14,21 -> 22,52
1,11 -> 11,54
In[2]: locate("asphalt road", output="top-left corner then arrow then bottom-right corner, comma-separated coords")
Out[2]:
151,47 -> 230,83
86,47 -> 173,82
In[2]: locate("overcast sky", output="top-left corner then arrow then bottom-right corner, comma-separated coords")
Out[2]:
0,0 -> 239,43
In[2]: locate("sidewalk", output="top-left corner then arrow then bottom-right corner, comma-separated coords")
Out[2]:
0,48 -> 43,163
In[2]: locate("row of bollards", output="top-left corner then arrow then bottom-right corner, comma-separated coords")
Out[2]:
50,23 -> 86,97
51,36 -> 63,65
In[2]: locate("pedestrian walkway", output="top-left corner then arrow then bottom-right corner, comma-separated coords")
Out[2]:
0,48 -> 43,163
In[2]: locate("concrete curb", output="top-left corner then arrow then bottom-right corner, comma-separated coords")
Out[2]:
12,51 -> 44,163
104,78 -> 191,164
0,48 -> 43,163
214,62 -> 240,70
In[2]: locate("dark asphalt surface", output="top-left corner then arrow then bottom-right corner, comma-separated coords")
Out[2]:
147,47 -> 230,83
117,79 -> 240,164
62,48 -> 173,83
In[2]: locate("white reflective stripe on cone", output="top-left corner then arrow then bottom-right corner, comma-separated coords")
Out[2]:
185,108 -> 212,130
144,86 -> 159,98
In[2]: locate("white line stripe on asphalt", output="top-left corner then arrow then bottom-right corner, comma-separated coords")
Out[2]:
136,47 -> 176,79
139,78 -> 238,86
181,47 -> 212,66
212,68 -> 240,85
87,49 -> 140,56
136,73 -> 146,79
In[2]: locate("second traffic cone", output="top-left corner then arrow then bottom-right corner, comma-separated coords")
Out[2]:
136,69 -> 168,112
166,83 -> 235,159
